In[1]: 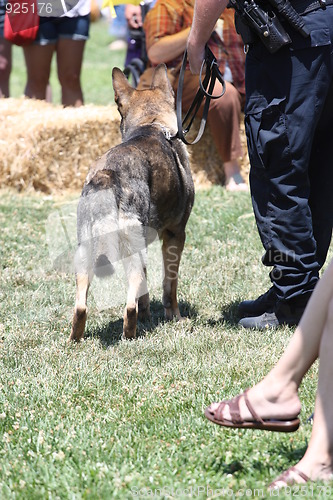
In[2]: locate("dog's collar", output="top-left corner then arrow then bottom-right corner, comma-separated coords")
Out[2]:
153,123 -> 177,142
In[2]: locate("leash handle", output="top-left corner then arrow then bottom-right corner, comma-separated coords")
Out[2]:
199,46 -> 226,99
176,46 -> 226,145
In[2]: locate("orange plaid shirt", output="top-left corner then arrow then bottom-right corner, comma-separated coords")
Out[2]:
222,10 -> 245,96
144,0 -> 245,95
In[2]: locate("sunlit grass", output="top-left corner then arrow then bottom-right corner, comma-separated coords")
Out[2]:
0,188 -> 322,498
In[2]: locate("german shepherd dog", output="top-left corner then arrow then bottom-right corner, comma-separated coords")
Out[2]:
70,65 -> 195,341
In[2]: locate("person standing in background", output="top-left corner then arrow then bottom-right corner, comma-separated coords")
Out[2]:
140,0 -> 248,192
124,1 -> 156,65
23,0 -> 91,107
108,4 -> 128,51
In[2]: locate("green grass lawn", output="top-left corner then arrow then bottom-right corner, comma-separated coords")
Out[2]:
3,16 -> 333,500
0,188 -> 327,499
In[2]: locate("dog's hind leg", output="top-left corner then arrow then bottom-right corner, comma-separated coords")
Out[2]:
123,254 -> 149,339
123,267 -> 147,339
123,281 -> 139,340
120,217 -> 149,339
161,229 -> 186,321
122,249 -> 149,339
70,244 -> 93,342
70,273 -> 91,341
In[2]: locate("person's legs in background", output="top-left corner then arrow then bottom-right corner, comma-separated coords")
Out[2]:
23,43 -> 55,99
180,71 -> 248,192
23,15 -> 89,106
56,15 -> 89,107
0,0 -> 11,97
207,82 -> 247,192
56,38 -> 85,106
23,17 -> 57,101
108,5 -> 128,51
0,36 -> 11,97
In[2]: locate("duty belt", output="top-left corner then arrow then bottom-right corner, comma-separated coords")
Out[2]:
292,0 -> 333,13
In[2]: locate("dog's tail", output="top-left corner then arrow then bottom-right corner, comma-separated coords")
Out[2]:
75,188 -> 149,284
75,188 -> 119,278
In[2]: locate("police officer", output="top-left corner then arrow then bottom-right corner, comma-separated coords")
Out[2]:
188,0 -> 333,329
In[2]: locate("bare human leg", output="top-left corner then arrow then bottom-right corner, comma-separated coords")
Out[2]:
0,37 -> 12,97
207,260 -> 333,484
223,160 -> 248,192
271,284 -> 333,486
23,43 -> 55,100
180,74 -> 248,192
56,38 -> 85,107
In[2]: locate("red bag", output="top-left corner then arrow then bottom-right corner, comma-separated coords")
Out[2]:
4,0 -> 39,46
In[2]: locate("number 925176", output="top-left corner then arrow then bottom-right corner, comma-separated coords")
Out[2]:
5,2 -> 53,15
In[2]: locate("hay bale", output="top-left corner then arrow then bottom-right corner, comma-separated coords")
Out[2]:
0,99 -> 121,193
0,98 -> 249,193
185,117 -> 249,188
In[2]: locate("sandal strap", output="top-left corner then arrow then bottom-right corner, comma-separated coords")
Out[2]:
270,466 -> 310,489
228,395 -> 243,424
214,397 -> 243,424
289,467 -> 310,483
214,401 -> 227,422
243,389 -> 265,425
214,400 -> 241,423
214,390 -> 254,425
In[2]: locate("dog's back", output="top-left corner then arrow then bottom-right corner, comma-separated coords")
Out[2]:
70,65 -> 194,341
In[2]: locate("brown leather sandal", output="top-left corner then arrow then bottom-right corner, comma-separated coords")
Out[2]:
269,466 -> 310,489
204,389 -> 300,433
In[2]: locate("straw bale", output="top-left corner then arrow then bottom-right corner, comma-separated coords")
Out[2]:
0,98 -> 249,193
0,98 -> 121,193
186,116 -> 249,188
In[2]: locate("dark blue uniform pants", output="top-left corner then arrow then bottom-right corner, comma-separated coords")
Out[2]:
245,5 -> 333,306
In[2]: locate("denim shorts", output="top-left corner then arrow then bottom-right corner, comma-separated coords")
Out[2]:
35,14 -> 90,45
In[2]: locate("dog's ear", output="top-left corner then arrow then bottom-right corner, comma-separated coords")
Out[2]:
112,67 -> 135,113
151,64 -> 173,96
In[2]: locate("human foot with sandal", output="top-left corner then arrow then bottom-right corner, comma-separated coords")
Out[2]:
204,382 -> 301,433
268,446 -> 333,490
204,381 -> 333,489
203,258 -> 333,490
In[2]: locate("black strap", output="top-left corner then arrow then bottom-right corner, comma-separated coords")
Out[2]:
175,46 -> 226,145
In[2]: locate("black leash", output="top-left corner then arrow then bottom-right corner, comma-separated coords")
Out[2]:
176,46 -> 226,145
